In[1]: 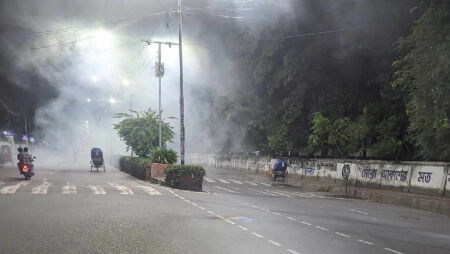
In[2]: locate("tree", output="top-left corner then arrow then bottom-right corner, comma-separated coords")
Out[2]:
113,109 -> 174,157
392,0 -> 450,161
307,113 -> 367,158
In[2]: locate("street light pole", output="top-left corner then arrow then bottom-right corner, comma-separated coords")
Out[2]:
178,0 -> 185,164
142,40 -> 178,147
158,42 -> 162,148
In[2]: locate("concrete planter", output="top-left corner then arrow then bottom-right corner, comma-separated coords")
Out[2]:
165,173 -> 203,192
146,163 -> 168,181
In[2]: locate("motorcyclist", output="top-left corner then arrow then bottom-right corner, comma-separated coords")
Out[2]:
19,147 -> 34,175
17,147 -> 23,172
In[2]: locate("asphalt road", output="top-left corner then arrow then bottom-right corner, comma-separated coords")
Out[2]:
1,162 -> 450,254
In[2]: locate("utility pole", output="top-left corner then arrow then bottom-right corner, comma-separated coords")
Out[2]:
158,42 -> 162,147
141,39 -> 178,148
178,0 -> 185,164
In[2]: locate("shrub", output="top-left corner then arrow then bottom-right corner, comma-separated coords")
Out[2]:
119,156 -> 152,180
164,164 -> 206,177
150,147 -> 178,164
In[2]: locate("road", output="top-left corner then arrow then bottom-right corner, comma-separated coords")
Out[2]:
1,163 -> 450,254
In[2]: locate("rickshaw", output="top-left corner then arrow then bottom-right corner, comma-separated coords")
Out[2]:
90,147 -> 105,172
268,159 -> 288,185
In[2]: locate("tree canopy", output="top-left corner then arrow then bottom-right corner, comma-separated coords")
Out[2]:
203,0 -> 449,161
113,109 -> 174,157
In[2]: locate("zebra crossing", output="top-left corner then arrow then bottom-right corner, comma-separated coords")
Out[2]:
203,177 -> 268,187
0,180 -> 162,196
203,177 -> 328,199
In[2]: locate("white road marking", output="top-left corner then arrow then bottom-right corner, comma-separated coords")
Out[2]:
348,209 -> 369,215
257,182 -> 271,187
251,205 -> 260,209
384,248 -> 403,254
286,217 -> 297,221
271,212 -> 282,216
191,203 -> 199,207
225,219 -> 236,225
203,177 -> 216,183
62,182 -> 76,194
358,239 -> 374,245
253,189 -> 278,196
216,215 -> 224,219
304,192 -> 326,198
335,232 -> 351,238
0,181 -> 30,194
252,232 -> 264,238
207,210 -> 215,215
228,179 -> 243,184
88,185 -> 106,194
32,180 -> 52,194
277,190 -> 311,198
217,179 -> 230,184
184,199 -> 191,203
179,196 -> 185,200
237,225 -> 248,231
214,186 -> 239,193
174,193 -> 179,197
286,249 -> 300,254
268,240 -> 281,247
199,206 -> 205,210
108,182 -> 134,195
265,189 -> 291,197
300,221 -> 312,226
262,209 -> 270,212
316,226 -> 329,231
134,185 -> 162,195
243,181 -> 258,186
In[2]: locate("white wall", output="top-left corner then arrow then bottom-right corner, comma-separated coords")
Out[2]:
187,153 -> 450,196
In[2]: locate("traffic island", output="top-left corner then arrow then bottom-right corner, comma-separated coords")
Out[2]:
164,165 -> 205,192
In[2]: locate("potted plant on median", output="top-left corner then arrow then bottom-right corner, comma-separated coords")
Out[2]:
149,147 -> 178,181
164,164 -> 206,191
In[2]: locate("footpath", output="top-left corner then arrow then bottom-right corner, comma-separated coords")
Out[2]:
219,166 -> 450,217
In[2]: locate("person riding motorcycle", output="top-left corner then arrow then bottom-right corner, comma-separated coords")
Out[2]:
18,147 -> 34,175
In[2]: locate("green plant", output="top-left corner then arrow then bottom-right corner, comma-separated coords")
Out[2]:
119,156 -> 152,180
113,109 -> 174,157
150,147 -> 177,164
164,164 -> 206,176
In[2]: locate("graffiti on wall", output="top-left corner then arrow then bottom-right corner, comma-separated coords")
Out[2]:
290,165 -> 301,173
304,167 -> 315,175
381,170 -> 408,182
360,168 -> 377,180
342,164 -> 351,179
417,172 -> 432,183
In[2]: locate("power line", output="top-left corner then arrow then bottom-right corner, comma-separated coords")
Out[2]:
278,26 -> 364,39
33,9 -> 174,36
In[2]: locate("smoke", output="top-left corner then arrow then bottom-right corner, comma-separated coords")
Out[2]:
0,0 -> 415,165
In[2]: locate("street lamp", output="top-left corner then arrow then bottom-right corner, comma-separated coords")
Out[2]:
121,79 -> 130,87
86,98 -> 91,103
109,97 -> 116,104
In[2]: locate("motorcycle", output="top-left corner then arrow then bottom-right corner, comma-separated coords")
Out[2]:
18,157 -> 35,180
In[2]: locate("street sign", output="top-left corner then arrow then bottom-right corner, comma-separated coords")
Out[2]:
22,134 -> 28,141
29,137 -> 35,143
155,62 -> 165,77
